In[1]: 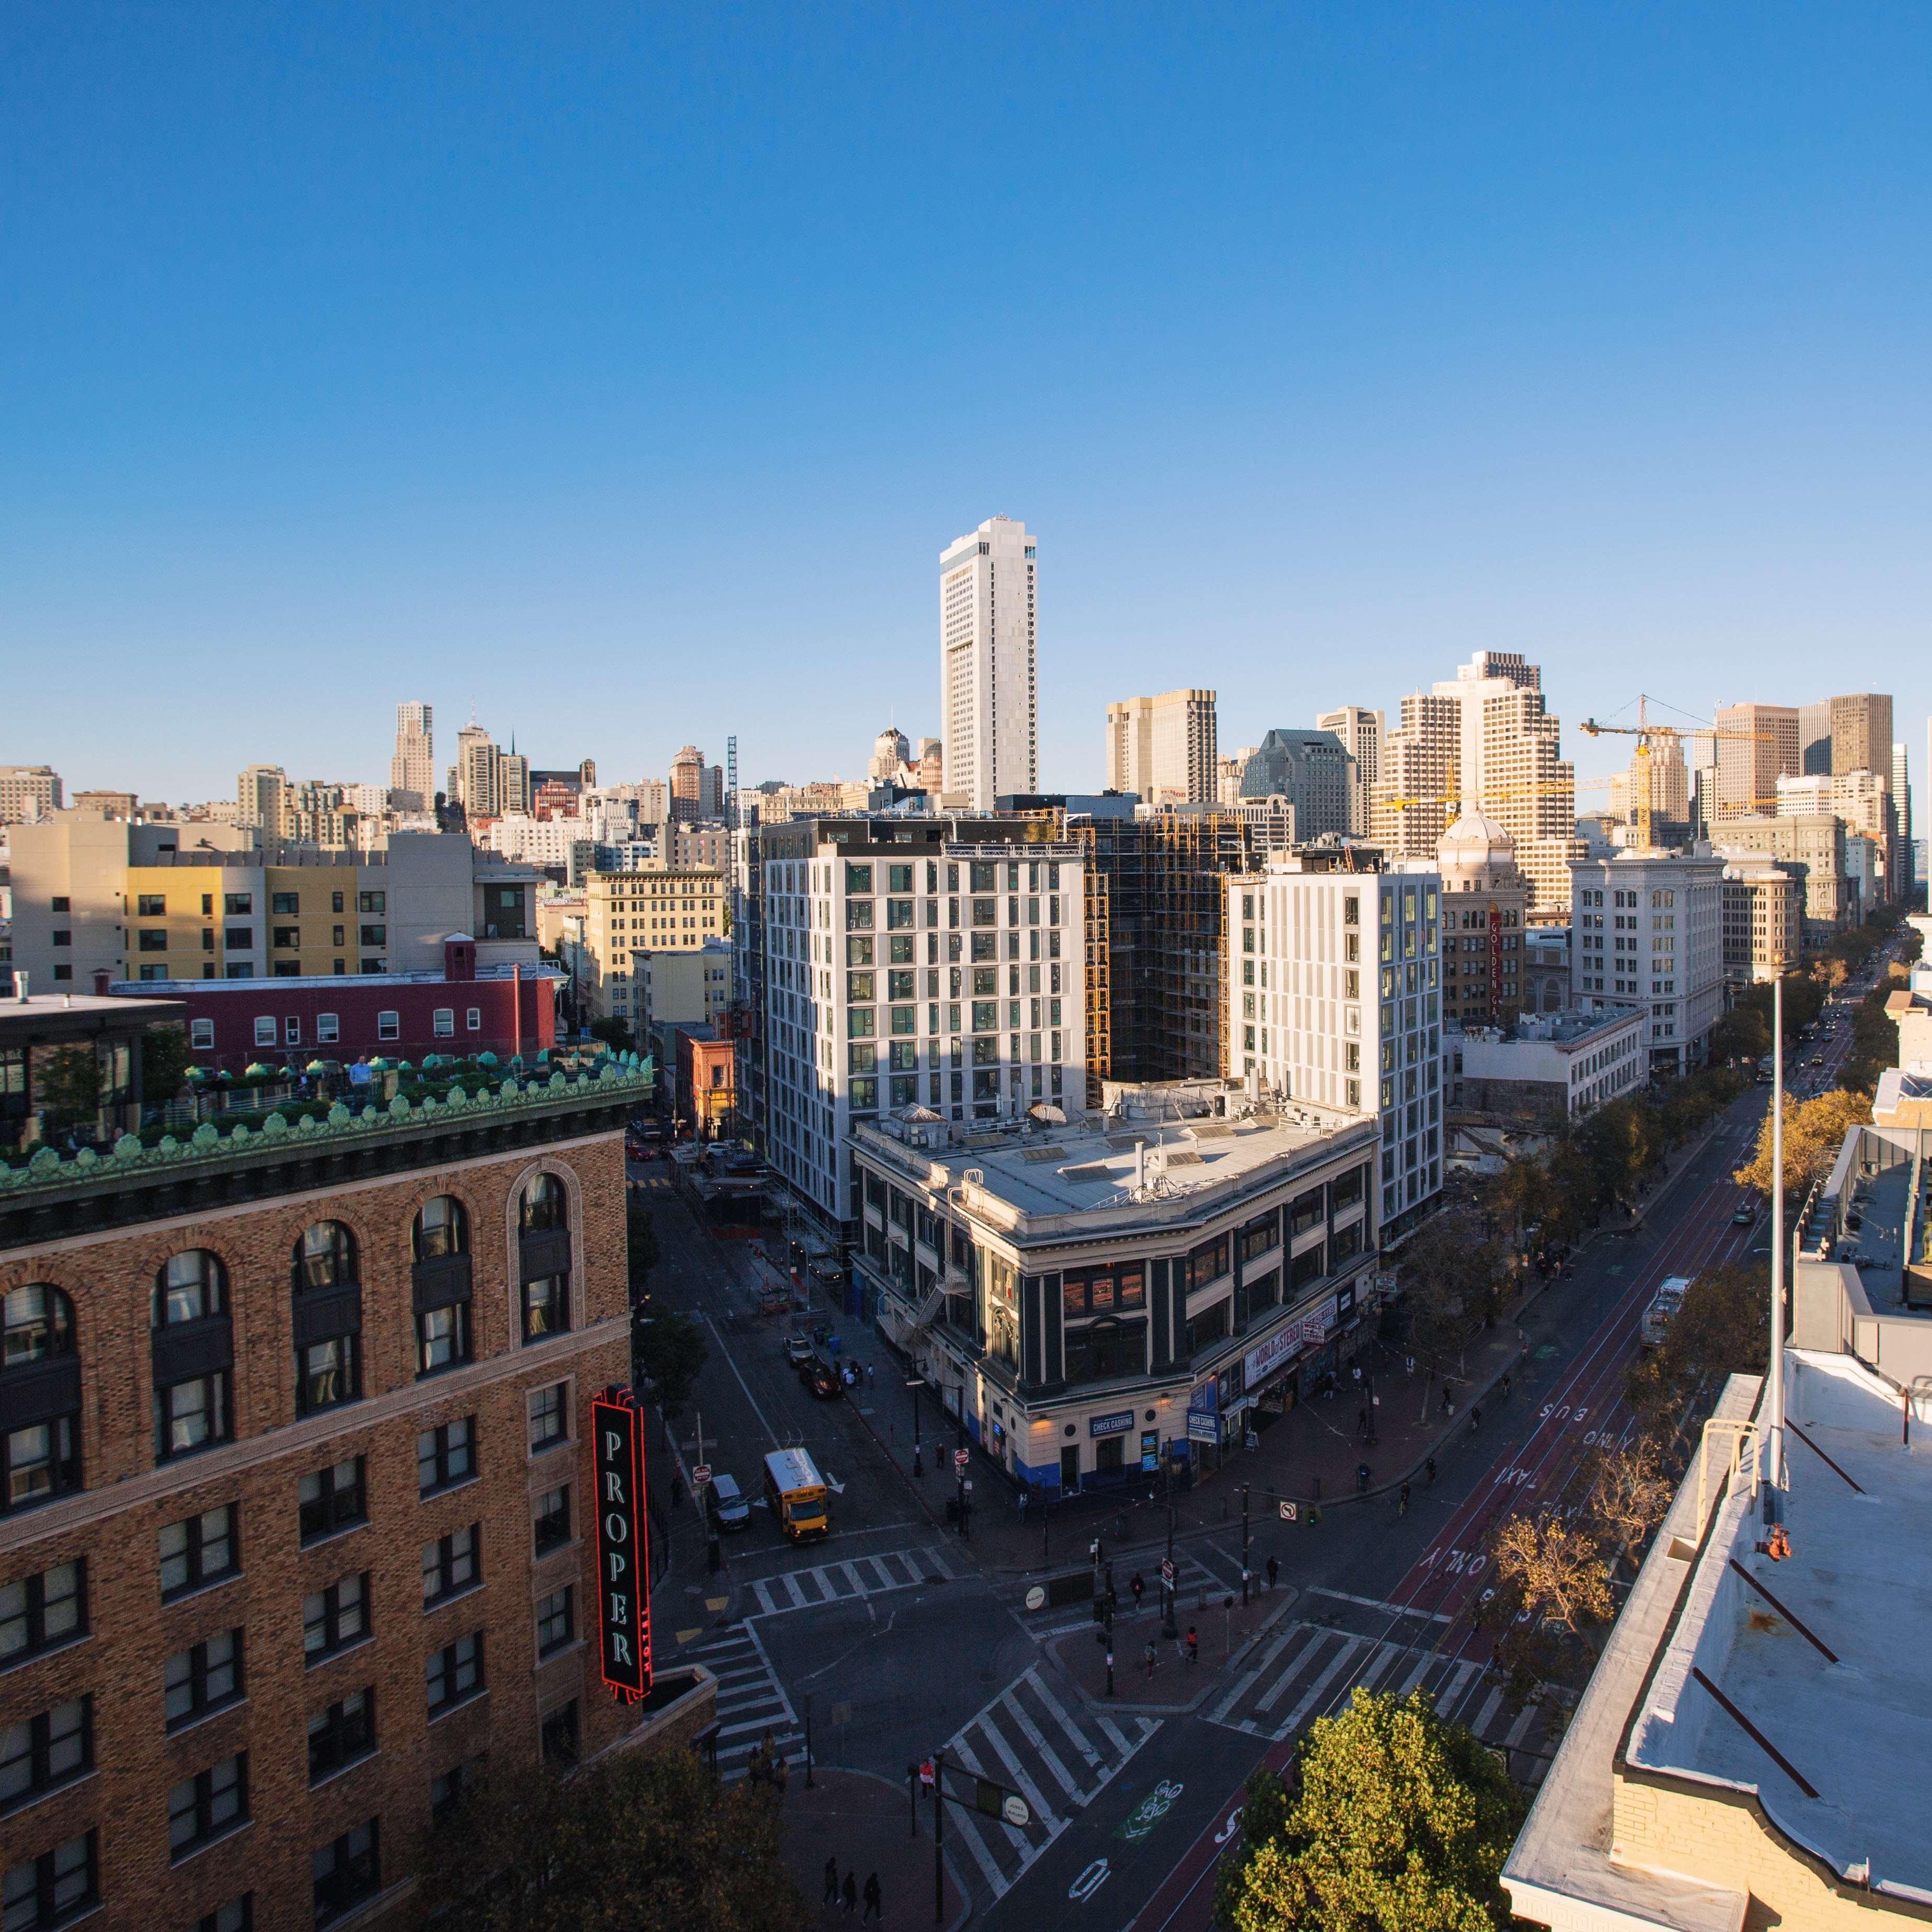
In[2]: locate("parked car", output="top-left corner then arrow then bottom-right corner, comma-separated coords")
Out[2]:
707,1472 -> 751,1531
798,1356 -> 844,1400
781,1333 -> 814,1367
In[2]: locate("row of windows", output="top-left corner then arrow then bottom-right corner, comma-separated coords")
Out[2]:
130,891 -> 384,918
224,1006 -> 488,1051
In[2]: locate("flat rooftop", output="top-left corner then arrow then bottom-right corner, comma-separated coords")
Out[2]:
1507,1353 -> 1932,1927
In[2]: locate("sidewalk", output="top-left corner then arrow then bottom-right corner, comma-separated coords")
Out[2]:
780,1766 -> 967,1931
1046,1582 -> 1301,1712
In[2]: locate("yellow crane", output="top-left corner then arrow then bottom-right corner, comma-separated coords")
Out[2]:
1580,697 -> 1782,849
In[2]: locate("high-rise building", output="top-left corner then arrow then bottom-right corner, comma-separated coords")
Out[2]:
235,764 -> 289,834
1798,699 -> 1833,775
1104,689 -> 1217,804
1316,707 -> 1383,835
1570,850 -> 1724,1073
1896,742 -> 1914,895
1831,692 -> 1893,780
939,516 -> 1038,809
1216,749 -> 1260,807
1238,729 -> 1355,841
1608,735 -> 1689,838
1686,730 -> 1718,840
669,745 -> 706,823
0,764 -> 63,823
390,702 -> 434,810
1435,813 -> 1532,1027
1714,703 -> 1800,819
1370,694 -> 1460,860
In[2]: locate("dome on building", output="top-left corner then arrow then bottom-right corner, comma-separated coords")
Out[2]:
1436,809 -> 1517,871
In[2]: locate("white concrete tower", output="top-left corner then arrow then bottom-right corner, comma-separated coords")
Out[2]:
940,516 -> 1037,809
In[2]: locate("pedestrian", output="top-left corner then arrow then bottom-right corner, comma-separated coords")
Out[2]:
1186,1626 -> 1199,1665
773,1751 -> 789,1800
1145,1640 -> 1157,1680
843,1870 -> 858,1914
824,1857 -> 840,1906
1017,1487 -> 1028,1521
747,1740 -> 766,1784
1266,1555 -> 1279,1591
1356,1406 -> 1370,1438
670,1473 -> 685,1509
866,1363 -> 876,1389
1470,1404 -> 1482,1433
1130,1571 -> 1145,1611
1501,1372 -> 1512,1400
1440,1385 -> 1452,1417
1426,1455 -> 1437,1486
1399,1480 -> 1411,1515
862,1873 -> 882,1923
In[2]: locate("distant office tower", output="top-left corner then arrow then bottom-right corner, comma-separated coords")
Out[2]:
0,765 -> 63,823
669,745 -> 705,822
499,750 -> 531,818
1105,689 -> 1216,803
1831,692 -> 1893,779
940,515 -> 1037,809
455,722 -> 501,819
1217,749 -> 1260,807
1714,703 -> 1800,820
1611,735 -> 1689,836
1897,742 -> 1914,893
868,727 -> 911,784
391,701 -> 434,810
1316,706 -> 1383,835
236,763 -> 289,834
1798,700 -> 1833,776
1370,693 -> 1460,859
1239,728 -> 1354,840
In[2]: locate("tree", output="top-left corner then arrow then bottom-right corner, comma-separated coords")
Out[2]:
626,1193 -> 660,1298
412,1740 -> 809,1932
1213,1763 -> 1295,1932
1734,1087 -> 1870,1199
1218,1689 -> 1523,1932
1397,1215 -> 1503,1361
1585,1438 -> 1674,1569
1476,1512 -> 1616,1709
141,1025 -> 192,1112
589,1016 -> 636,1052
1625,1261 -> 1768,1445
36,1046 -> 102,1135
635,1309 -> 708,1415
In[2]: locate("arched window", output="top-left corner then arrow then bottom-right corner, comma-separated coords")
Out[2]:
411,1197 -> 473,1377
291,1224 -> 361,1417
151,1252 -> 232,1463
1,1285 -> 82,1512
517,1175 -> 571,1344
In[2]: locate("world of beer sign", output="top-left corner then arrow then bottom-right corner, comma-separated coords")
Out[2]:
592,1387 -> 653,1701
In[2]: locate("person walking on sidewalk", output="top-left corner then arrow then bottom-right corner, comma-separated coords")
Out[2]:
1145,1640 -> 1157,1680
824,1858 -> 840,1906
842,1870 -> 858,1914
1426,1455 -> 1437,1485
862,1873 -> 882,1923
1399,1480 -> 1411,1515
1130,1571 -> 1145,1613
1186,1626 -> 1199,1665
1266,1555 -> 1279,1591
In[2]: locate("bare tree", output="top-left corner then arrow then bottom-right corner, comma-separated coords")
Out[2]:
1585,1439 -> 1673,1571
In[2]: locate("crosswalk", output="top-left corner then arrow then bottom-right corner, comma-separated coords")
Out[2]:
1202,1617 -> 1546,1765
1024,1549 -> 1237,1636
744,1543 -> 957,1617
937,1666 -> 1160,1907
682,1622 -> 800,1773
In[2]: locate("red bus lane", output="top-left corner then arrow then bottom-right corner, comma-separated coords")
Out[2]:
1126,1125 -> 1766,1932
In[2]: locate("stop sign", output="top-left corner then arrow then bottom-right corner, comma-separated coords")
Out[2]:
692,1465 -> 712,1489
954,1448 -> 970,1472
1160,1558 -> 1176,1586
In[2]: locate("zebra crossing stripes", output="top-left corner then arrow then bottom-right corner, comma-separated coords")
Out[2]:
745,1544 -> 953,1617
936,1666 -> 1160,1907
682,1624 -> 800,1773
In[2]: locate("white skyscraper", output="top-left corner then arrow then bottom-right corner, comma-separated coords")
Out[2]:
939,516 -> 1038,809
391,702 -> 434,811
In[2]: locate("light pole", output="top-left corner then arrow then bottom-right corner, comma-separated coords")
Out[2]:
907,1375 -> 925,1477
1240,1483 -> 1251,1606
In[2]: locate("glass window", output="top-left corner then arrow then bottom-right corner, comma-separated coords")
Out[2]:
2,1831 -> 97,1932
0,1695 -> 91,1810
306,1689 -> 374,1786
0,1562 -> 85,1669
164,1632 -> 243,1732
528,1384 -> 567,1454
540,1700 -> 580,1771
1061,1319 -> 1147,1384
313,1822 -> 381,1927
421,1525 -> 480,1607
536,1585 -> 574,1657
519,1174 -> 566,1233
412,1196 -> 468,1259
303,1574 -> 369,1663
418,1417 -> 477,1494
532,1485 -> 570,1557
426,1632 -> 484,1714
293,1223 -> 355,1291
1184,1236 -> 1230,1293
167,1752 -> 247,1860
299,1458 -> 366,1543
160,1505 -> 238,1600
418,1301 -> 470,1376
522,1273 -> 569,1343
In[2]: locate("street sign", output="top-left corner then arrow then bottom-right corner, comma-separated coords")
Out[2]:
954,1448 -> 970,1472
1024,1585 -> 1047,1611
1159,1558 -> 1176,1586
1279,1500 -> 1298,1522
1003,1793 -> 1031,1827
963,1479 -> 974,1494
691,1465 -> 712,1489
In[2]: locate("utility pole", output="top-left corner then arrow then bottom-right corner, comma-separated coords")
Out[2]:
1240,1483 -> 1251,1606
932,1746 -> 945,1926
1766,973 -> 1787,1521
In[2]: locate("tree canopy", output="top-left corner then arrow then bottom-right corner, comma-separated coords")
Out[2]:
1734,1087 -> 1869,1200
1218,1689 -> 1524,1932
635,1308 -> 708,1414
1625,1260 -> 1768,1446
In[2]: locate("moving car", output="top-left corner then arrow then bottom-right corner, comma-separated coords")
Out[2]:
780,1333 -> 814,1367
1640,1276 -> 1691,1349
764,1446 -> 831,1541
707,1471 -> 752,1532
1731,1205 -> 1754,1227
798,1355 -> 843,1400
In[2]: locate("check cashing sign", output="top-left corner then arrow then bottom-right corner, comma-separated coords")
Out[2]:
592,1387 -> 653,1700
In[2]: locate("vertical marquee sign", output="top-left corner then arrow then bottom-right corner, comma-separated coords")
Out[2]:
592,1386 -> 653,1701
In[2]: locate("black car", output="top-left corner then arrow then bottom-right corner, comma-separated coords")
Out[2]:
799,1356 -> 844,1400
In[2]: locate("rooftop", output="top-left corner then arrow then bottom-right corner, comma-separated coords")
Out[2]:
1508,1353 -> 1932,1925
1462,1007 -> 1643,1053
109,963 -> 566,994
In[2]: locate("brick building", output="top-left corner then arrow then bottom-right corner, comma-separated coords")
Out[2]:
0,1060 -> 657,1932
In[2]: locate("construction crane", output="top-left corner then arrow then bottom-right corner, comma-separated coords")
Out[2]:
1580,696 -> 1782,850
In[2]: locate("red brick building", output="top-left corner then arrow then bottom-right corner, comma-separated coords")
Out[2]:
0,1063 -> 659,1932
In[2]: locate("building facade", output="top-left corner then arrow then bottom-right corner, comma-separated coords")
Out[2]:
1434,812 -> 1532,1029
1569,851 -> 1723,1072
1368,692 -> 1460,861
0,768 -> 64,824
389,706 -> 434,814
0,1062 -> 657,1932
1238,730 -> 1355,842
1455,1008 -> 1646,1124
1314,707 -> 1382,837
939,517 -> 1038,810
579,869 -> 724,1028
1712,813 -> 1849,933
1714,702 -> 1800,820
1103,691 -> 1217,806
1718,855 -> 1802,985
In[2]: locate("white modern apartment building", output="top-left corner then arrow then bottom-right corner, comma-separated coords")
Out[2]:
1570,851 -> 1723,1073
753,815 -> 1085,1232
1106,689 -> 1218,804
390,700 -> 434,811
1226,852 -> 1445,1235
1316,706 -> 1383,836
940,516 -> 1038,809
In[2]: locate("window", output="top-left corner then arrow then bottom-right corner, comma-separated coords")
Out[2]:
190,1018 -> 215,1050
307,1689 -> 375,1785
224,928 -> 254,951
426,1632 -> 484,1715
519,1177 -> 570,1342
358,891 -> 385,914
252,1015 -> 277,1048
316,1013 -> 338,1044
2,1831 -> 96,1931
540,1699 -> 580,1770
432,1008 -> 454,1037
465,1007 -> 481,1032
1238,1214 -> 1280,1266
429,1763 -> 474,1822
223,894 -> 251,916
160,1505 -> 238,1600
0,1696 -> 91,1811
1061,1320 -> 1146,1385
2,1286 -> 81,1513
185,1895 -> 252,1932
165,1631 -> 243,1731
168,1752 -> 248,1860
412,1196 -> 473,1376
1184,1236 -> 1230,1294
313,1821 -> 380,1927
153,1250 -> 232,1463
527,1384 -> 567,1454
535,1585 -> 573,1657
138,928 -> 169,952
303,1574 -> 369,1663
292,1224 -> 361,1417
421,1525 -> 480,1608
0,1562 -> 85,1670
519,1172 -> 566,1232
521,1271 -> 568,1342
272,927 -> 301,950
1186,1299 -> 1232,1355
375,1009 -> 398,1040
272,892 -> 301,916
418,1417 -> 476,1495
1061,1266 -> 1145,1316
299,1458 -> 367,1543
533,1485 -> 570,1557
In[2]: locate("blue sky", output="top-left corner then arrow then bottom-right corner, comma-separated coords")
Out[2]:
5,4 -> 1929,808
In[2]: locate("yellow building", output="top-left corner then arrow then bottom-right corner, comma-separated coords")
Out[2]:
582,867 -> 724,1024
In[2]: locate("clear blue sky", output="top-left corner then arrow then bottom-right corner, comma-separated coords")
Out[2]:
5,4 -> 1929,808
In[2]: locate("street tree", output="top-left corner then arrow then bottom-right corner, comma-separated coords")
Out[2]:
1218,1688 -> 1523,1932
412,1741 -> 809,1932
1734,1088 -> 1870,1200
1477,1511 -> 1616,1709
1585,1438 -> 1674,1570
1625,1261 -> 1768,1446
635,1308 -> 708,1415
1398,1215 -> 1503,1361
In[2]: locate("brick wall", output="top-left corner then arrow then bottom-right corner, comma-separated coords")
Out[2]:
0,1127 -> 656,1932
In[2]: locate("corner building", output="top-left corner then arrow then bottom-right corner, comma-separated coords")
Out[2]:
0,1066 -> 652,1932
